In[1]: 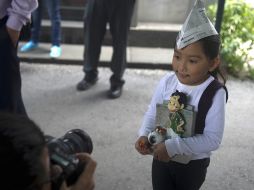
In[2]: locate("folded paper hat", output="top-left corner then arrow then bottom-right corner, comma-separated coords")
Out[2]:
176,0 -> 218,49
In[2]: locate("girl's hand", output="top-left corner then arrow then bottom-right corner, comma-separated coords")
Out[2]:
153,142 -> 171,162
135,136 -> 153,155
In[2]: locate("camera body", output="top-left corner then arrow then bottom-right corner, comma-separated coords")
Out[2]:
45,129 -> 93,189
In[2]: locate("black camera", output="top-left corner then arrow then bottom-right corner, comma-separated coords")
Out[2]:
45,129 -> 93,189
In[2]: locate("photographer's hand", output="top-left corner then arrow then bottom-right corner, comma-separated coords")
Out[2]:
60,153 -> 97,190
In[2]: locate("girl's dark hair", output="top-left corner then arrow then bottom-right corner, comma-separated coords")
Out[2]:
0,112 -> 47,190
199,34 -> 221,60
198,35 -> 227,84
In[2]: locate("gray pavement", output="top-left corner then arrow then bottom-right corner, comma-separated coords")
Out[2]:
21,63 -> 254,190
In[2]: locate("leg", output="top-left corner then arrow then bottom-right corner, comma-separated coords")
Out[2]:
30,0 -> 43,44
45,0 -> 61,46
77,0 -> 107,90
83,0 -> 107,80
19,0 -> 42,52
0,17 -> 27,116
174,158 -> 210,190
45,0 -> 62,58
106,0 -> 136,98
108,0 -> 135,86
152,159 -> 176,190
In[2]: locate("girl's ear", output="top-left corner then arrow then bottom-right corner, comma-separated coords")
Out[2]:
209,55 -> 220,72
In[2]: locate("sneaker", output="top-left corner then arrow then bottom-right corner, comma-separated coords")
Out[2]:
76,77 -> 98,91
20,41 -> 38,52
50,46 -> 62,58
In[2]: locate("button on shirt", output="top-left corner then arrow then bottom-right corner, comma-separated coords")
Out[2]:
0,0 -> 38,31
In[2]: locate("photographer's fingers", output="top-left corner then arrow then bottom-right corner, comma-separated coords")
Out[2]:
75,153 -> 94,162
73,153 -> 97,190
51,165 -> 63,178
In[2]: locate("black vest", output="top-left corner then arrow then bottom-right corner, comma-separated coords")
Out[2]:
195,80 -> 228,134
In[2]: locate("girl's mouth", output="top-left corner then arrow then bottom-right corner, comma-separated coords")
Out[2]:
177,72 -> 189,79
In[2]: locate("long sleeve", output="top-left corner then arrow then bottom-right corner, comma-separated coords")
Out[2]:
5,0 -> 38,31
138,74 -> 170,137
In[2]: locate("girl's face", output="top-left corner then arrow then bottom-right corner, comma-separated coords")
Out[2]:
172,41 -> 219,86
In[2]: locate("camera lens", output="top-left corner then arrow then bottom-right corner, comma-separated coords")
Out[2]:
52,129 -> 93,155
46,129 -> 93,155
60,129 -> 93,154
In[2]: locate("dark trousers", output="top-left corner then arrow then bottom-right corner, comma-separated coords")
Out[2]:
0,16 -> 27,116
152,158 -> 210,190
83,0 -> 136,86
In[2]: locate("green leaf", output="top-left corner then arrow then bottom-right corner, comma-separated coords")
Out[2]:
207,0 -> 254,79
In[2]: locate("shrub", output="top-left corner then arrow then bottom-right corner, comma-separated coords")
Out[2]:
207,0 -> 254,79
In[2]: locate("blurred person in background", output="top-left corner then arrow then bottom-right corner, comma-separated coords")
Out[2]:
0,0 -> 38,116
20,0 -> 62,58
76,0 -> 136,99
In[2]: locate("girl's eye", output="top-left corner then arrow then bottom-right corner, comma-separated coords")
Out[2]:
174,55 -> 180,60
189,59 -> 197,64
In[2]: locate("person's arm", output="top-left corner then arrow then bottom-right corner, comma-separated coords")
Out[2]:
6,0 -> 38,45
136,74 -> 170,155
165,88 -> 226,157
138,74 -> 168,137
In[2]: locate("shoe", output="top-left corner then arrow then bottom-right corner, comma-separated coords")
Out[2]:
50,46 -> 62,58
20,41 -> 38,52
76,77 -> 98,91
108,85 -> 122,99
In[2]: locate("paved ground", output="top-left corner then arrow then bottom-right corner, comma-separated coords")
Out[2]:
21,63 -> 254,190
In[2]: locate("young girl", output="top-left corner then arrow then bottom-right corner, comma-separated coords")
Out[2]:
135,34 -> 228,190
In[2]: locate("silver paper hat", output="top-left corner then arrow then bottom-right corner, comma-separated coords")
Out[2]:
176,0 -> 218,49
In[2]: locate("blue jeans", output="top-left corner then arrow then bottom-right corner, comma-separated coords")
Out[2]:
31,0 -> 61,46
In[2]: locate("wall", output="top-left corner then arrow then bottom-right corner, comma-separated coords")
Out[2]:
137,0 -> 195,24
60,0 -> 218,24
137,0 -> 217,24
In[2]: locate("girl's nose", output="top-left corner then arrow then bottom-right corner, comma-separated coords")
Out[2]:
178,60 -> 187,72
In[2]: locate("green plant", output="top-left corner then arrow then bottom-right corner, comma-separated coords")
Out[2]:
208,0 -> 254,79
